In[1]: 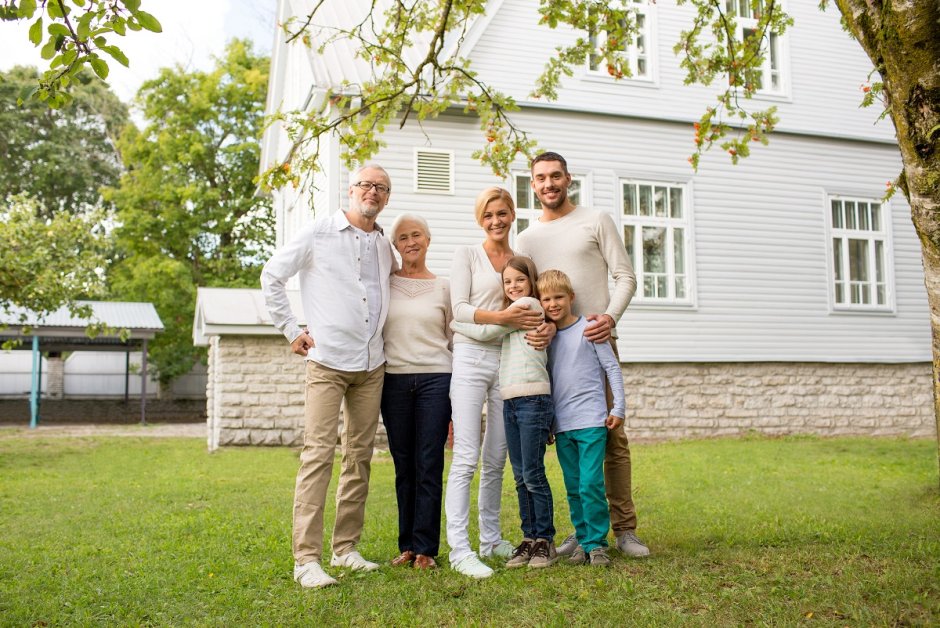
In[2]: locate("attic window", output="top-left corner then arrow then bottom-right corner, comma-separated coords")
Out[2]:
414,149 -> 454,194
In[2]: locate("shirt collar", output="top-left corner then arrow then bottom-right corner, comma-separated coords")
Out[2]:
335,210 -> 385,235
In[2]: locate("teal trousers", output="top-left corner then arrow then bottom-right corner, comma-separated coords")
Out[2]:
555,426 -> 610,553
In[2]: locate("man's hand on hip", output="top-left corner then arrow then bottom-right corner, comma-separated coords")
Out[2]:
583,314 -> 615,343
291,330 -> 316,356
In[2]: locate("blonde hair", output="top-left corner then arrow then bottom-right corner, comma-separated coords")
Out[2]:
502,256 -> 540,308
537,269 -> 574,297
473,187 -> 514,226
391,213 -> 431,241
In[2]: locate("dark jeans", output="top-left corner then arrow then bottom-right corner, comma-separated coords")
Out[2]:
380,372 -> 452,556
503,394 -> 555,541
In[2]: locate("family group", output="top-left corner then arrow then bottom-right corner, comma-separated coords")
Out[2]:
260,152 -> 649,589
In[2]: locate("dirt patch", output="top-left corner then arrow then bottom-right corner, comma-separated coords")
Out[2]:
0,398 -> 206,425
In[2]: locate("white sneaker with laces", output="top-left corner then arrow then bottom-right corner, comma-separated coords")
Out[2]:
616,531 -> 650,557
293,562 -> 337,589
451,553 -> 494,579
480,539 -> 514,559
556,532 -> 578,557
330,550 -> 380,571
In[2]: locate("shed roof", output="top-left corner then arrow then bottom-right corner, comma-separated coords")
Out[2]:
193,287 -> 300,345
0,300 -> 163,351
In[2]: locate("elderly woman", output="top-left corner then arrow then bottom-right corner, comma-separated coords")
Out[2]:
444,187 -> 545,579
380,213 -> 453,570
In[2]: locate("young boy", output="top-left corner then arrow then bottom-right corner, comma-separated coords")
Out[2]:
538,269 -> 625,567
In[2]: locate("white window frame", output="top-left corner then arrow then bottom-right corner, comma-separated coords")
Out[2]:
619,178 -> 694,306
510,171 -> 588,241
825,194 -> 895,313
727,0 -> 789,98
586,0 -> 656,83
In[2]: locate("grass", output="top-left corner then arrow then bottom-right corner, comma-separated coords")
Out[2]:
0,433 -> 937,626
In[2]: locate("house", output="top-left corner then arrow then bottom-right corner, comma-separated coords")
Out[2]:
196,0 -> 934,449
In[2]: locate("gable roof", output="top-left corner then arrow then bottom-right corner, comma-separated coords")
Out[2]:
1,301 -> 163,335
193,287 -> 302,345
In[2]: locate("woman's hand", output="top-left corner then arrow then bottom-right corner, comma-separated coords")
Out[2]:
499,302 -> 543,330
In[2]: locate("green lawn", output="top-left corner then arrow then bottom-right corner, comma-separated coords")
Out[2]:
0,433 -> 937,626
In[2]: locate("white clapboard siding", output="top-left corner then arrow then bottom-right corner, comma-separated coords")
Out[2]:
263,0 -> 929,364
466,0 -> 893,144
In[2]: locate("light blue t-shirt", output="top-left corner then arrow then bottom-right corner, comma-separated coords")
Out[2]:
548,316 -> 625,434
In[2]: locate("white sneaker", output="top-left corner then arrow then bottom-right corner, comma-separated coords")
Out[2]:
556,532 -> 578,557
616,531 -> 650,557
293,562 -> 337,589
480,539 -> 513,559
451,553 -> 494,579
330,550 -> 380,572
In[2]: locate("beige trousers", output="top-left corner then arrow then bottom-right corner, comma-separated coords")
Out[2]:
605,340 -> 638,533
292,361 -> 384,565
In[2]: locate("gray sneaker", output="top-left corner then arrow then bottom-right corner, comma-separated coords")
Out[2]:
505,539 -> 534,568
568,545 -> 587,565
616,530 -> 650,557
527,539 -> 557,569
556,532 -> 578,557
588,547 -> 611,567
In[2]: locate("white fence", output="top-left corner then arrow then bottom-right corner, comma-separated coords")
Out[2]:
0,351 -> 207,399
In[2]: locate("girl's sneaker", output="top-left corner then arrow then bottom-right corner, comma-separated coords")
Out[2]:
588,547 -> 611,567
505,539 -> 534,568
528,539 -> 558,568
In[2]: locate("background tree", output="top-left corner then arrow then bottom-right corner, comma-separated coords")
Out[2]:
105,39 -> 273,385
0,65 -> 128,218
0,195 -> 108,333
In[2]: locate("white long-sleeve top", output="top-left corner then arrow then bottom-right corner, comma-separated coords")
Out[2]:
260,210 -> 397,372
515,206 -> 636,336
449,243 -> 505,348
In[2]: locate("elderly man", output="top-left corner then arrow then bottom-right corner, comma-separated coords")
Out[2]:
515,151 -> 650,559
261,164 -> 397,589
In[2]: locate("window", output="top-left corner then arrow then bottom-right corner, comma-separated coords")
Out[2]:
828,196 -> 893,311
587,0 -> 654,81
727,0 -> 787,96
620,180 -> 692,304
512,173 -> 583,236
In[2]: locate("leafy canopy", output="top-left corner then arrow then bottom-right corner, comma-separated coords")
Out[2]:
0,65 -> 128,218
105,39 -> 273,384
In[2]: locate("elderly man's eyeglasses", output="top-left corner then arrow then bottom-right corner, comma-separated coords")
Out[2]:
352,181 -> 391,194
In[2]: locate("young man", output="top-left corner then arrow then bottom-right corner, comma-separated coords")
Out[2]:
514,151 -> 650,558
261,164 -> 398,588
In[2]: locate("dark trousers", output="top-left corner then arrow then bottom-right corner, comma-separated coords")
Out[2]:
380,372 -> 452,556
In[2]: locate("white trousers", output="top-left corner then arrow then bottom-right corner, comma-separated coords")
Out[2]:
445,343 -> 507,564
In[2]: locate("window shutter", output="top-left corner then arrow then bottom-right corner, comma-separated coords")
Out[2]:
414,149 -> 454,194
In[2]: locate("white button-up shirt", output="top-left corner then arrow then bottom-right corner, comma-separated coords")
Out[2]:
261,210 -> 396,372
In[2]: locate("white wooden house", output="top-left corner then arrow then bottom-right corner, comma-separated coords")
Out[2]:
196,0 -> 934,448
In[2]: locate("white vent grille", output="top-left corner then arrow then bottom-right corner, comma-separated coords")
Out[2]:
414,149 -> 454,194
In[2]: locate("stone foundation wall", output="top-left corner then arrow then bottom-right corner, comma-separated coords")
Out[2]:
207,334 -> 935,449
623,362 -> 935,440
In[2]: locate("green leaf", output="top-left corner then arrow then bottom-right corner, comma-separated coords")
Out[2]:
112,17 -> 126,36
19,0 -> 37,18
40,37 -> 57,60
123,0 -> 141,11
133,10 -> 162,33
47,23 -> 70,37
46,0 -> 65,19
100,45 -> 129,67
28,16 -> 43,45
90,56 -> 109,79
77,12 -> 94,40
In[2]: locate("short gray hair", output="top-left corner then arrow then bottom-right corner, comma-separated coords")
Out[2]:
391,213 -> 431,240
350,163 -> 391,187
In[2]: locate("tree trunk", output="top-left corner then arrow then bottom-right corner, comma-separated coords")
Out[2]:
834,1 -> 940,483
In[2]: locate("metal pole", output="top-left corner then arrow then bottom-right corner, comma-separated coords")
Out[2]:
124,351 -> 130,406
29,335 -> 40,428
140,339 -> 148,425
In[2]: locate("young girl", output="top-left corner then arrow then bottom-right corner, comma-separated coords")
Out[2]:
451,256 -> 557,568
